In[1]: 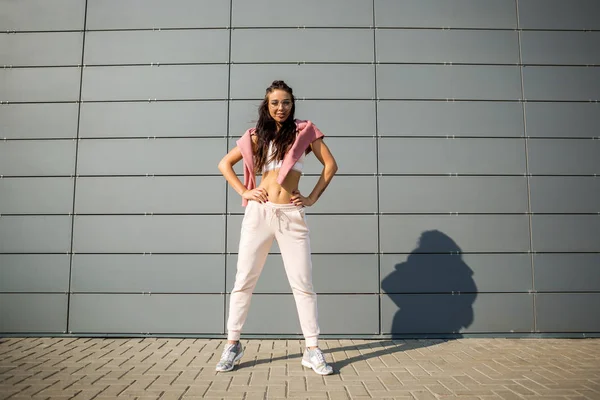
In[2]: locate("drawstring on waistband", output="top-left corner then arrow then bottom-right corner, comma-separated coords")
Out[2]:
267,205 -> 293,232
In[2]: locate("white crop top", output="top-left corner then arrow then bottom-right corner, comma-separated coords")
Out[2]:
262,141 -> 305,173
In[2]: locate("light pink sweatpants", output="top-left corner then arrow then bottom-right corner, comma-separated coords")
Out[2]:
227,200 -> 320,347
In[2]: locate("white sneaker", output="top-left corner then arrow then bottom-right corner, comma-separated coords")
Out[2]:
215,342 -> 244,372
301,347 -> 334,375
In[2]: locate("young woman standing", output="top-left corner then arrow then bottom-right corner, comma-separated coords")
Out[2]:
216,80 -> 338,375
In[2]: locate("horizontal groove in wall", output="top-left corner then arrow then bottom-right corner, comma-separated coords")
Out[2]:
5,136 -> 599,141
5,99 -> 600,105
0,291 -> 559,295
0,292 -> 70,295
7,62 -> 600,68
3,291 -> 599,296
0,172 -> 600,179
5,99 -> 600,104
8,27 -> 600,33
2,332 -> 597,338
2,212 -> 599,217
1,252 -> 598,256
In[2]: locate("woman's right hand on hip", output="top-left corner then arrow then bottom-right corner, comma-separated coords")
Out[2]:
242,188 -> 268,203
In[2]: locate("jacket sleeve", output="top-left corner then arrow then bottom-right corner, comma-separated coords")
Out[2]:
296,120 -> 324,155
236,128 -> 256,207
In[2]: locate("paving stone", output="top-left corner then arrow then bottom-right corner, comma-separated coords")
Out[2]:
0,338 -> 599,400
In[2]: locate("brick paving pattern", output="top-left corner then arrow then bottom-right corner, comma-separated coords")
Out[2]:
1,338 -> 599,399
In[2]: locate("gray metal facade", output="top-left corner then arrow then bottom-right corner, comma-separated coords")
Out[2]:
1,0 -> 599,336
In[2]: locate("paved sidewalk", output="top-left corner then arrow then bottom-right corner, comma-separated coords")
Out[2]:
1,337 -> 599,400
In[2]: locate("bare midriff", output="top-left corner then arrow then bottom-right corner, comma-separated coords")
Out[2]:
257,169 -> 302,204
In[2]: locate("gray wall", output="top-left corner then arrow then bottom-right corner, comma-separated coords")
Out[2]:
1,0 -> 599,336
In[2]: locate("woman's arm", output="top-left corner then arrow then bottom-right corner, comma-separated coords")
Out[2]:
218,146 -> 268,202
291,138 -> 338,207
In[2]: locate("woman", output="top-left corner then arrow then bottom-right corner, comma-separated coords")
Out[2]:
216,80 -> 338,375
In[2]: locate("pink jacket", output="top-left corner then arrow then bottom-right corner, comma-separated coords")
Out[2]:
236,119 -> 325,206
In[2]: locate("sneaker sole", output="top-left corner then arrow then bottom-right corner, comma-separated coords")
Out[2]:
215,350 -> 244,372
301,359 -> 333,375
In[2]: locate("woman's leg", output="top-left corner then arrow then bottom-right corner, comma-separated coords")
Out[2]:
227,201 -> 274,341
274,206 -> 320,348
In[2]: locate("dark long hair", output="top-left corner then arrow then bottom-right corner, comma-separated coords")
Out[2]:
253,80 -> 297,174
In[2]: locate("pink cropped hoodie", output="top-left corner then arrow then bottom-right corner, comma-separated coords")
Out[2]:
236,119 -> 324,206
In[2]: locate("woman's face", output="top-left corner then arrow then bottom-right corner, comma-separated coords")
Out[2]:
267,89 -> 293,126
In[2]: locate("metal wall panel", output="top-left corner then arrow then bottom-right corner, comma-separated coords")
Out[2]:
528,139 -> 600,175
86,0 -> 230,30
227,215 -> 378,254
381,254 -> 532,293
296,101 -> 376,136
521,32 -> 600,66
4,0 -> 599,337
531,216 -> 600,253
375,0 -> 517,29
0,140 -> 76,177
228,100 -> 263,136
380,215 -> 531,253
84,30 -> 229,65
81,65 -> 228,101
530,177 -> 599,214
0,216 -> 72,253
319,295 -> 379,334
1,32 -> 83,66
226,254 -> 379,294
536,294 -> 600,332
309,216 -> 378,254
76,138 -> 224,175
230,64 -> 375,99
71,254 -> 224,293
380,176 -> 528,214
381,293 -> 533,334
379,138 -> 526,175
229,100 -> 376,137
377,65 -> 522,100
525,103 -> 600,138
1,68 -> 81,102
378,101 -> 524,137
79,101 -> 228,138
232,29 -> 373,63
300,176 -> 378,214
0,255 -> 70,292
534,254 -> 600,292
1,0 -> 85,31
0,178 -> 73,214
228,294 -> 378,334
518,0 -> 600,30
0,294 -> 68,333
523,67 -> 600,101
69,294 -> 224,333
226,176 -> 377,215
1,104 -> 79,140
75,176 -> 226,214
231,0 -> 372,27
303,138 -> 377,175
226,187 -> 248,215
377,30 -> 518,64
72,215 -> 225,253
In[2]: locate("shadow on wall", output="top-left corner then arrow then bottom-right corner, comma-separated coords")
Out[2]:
381,230 -> 477,336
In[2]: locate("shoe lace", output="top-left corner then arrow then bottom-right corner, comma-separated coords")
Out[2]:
220,344 -> 237,363
311,348 -> 326,365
